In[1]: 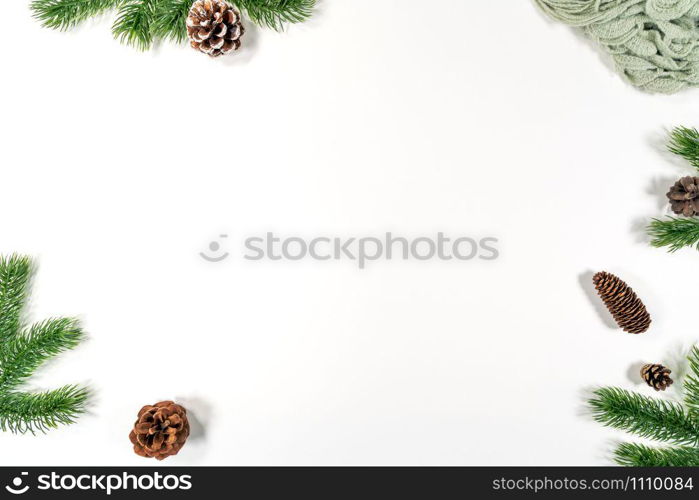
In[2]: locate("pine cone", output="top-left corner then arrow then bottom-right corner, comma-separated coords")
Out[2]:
129,401 -> 190,460
187,0 -> 244,57
592,272 -> 651,334
641,363 -> 673,391
667,176 -> 699,216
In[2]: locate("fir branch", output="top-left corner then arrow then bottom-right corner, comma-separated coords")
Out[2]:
589,387 -> 699,447
685,346 -> 699,418
614,442 -> 699,467
112,0 -> 158,50
0,319 -> 83,392
234,0 -> 314,31
647,217 -> 699,252
0,386 -> 88,434
0,255 -> 31,349
31,0 -> 121,30
668,126 -> 699,170
0,255 -> 87,434
153,0 -> 194,42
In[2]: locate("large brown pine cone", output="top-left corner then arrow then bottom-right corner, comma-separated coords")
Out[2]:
187,0 -> 244,57
641,363 -> 673,391
592,272 -> 651,334
129,401 -> 190,460
667,176 -> 699,216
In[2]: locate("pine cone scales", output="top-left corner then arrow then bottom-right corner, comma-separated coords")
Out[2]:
592,272 -> 651,334
641,364 -> 673,391
187,0 -> 244,57
129,401 -> 190,460
667,176 -> 699,216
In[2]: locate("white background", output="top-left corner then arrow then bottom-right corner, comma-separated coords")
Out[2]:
2,1 -> 699,466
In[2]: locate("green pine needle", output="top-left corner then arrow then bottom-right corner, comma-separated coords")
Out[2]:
234,0 -> 315,31
668,126 -> 699,170
0,255 -> 32,347
33,0 -> 316,48
0,255 -> 87,434
0,386 -> 88,434
614,443 -> 699,467
646,128 -> 699,253
686,347 -> 699,418
153,0 -> 194,43
647,217 -> 699,252
112,0 -> 157,50
0,318 -> 84,392
31,0 -> 121,31
589,346 -> 699,466
589,387 -> 699,447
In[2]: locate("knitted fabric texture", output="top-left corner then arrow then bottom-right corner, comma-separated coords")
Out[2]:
535,0 -> 699,93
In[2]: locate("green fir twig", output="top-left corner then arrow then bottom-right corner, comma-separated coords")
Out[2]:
0,386 -> 88,434
0,318 -> 83,391
0,255 -> 88,434
614,443 -> 699,467
31,0 -> 122,30
589,387 -> 699,447
685,347 -> 699,418
112,0 -> 158,50
31,0 -> 316,50
234,0 -> 314,31
647,217 -> 699,252
153,0 -> 194,43
668,126 -> 699,170
0,255 -> 32,346
645,127 -> 699,253
589,346 -> 699,466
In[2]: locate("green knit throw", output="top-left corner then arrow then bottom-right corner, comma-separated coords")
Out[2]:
535,0 -> 699,93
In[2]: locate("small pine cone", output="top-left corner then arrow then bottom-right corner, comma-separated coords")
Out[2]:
641,364 -> 673,391
187,0 -> 244,57
592,272 -> 651,334
129,401 -> 190,460
667,176 -> 699,217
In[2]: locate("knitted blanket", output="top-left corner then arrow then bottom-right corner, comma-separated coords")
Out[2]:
535,0 -> 699,93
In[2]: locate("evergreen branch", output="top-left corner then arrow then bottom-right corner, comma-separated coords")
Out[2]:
0,319 -> 83,392
668,126 -> 699,170
685,346 -> 699,418
0,386 -> 88,434
589,387 -> 699,446
647,217 -> 699,252
0,255 -> 31,350
613,442 -> 699,467
31,0 -> 121,30
234,0 -> 314,31
112,0 -> 158,50
0,255 -> 88,434
153,0 -> 194,42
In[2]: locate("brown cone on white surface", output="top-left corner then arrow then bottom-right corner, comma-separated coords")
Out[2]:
640,364 -> 673,391
187,0 -> 244,57
592,271 -> 651,334
667,176 -> 699,217
129,401 -> 190,460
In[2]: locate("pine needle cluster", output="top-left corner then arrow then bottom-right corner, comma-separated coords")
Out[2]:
31,0 -> 315,51
668,126 -> 699,170
647,127 -> 699,251
589,347 -> 699,466
648,217 -> 699,252
0,255 -> 87,434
